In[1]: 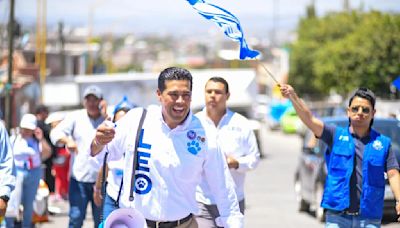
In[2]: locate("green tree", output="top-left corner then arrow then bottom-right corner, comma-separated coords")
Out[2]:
290,11 -> 400,98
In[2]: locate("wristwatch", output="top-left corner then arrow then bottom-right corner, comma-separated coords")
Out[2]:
0,195 -> 9,203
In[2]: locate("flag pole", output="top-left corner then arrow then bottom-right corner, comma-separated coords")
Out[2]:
257,60 -> 280,87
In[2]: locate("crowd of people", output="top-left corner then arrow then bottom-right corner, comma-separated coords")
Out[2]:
0,66 -> 399,228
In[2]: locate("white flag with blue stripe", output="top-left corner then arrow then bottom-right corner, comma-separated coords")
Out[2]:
187,0 -> 260,59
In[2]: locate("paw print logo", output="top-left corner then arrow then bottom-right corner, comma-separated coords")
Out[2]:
134,174 -> 152,194
187,140 -> 201,155
136,179 -> 147,190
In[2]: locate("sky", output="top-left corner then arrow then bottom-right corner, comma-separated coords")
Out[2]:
1,0 -> 400,37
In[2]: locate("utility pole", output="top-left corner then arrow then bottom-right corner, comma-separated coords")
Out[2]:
39,0 -> 47,102
58,21 -> 65,75
5,0 -> 15,131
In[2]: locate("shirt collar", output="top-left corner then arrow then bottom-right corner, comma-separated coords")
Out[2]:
201,107 -> 233,128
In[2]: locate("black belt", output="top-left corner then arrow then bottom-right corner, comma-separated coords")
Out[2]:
146,214 -> 192,228
328,209 -> 359,216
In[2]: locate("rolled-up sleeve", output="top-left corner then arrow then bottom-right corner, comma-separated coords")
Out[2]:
203,145 -> 244,228
0,122 -> 16,198
50,113 -> 75,145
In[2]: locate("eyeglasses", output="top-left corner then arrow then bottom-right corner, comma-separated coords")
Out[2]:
167,91 -> 191,100
350,106 -> 371,114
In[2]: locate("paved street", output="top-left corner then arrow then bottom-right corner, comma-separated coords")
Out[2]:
37,127 -> 399,227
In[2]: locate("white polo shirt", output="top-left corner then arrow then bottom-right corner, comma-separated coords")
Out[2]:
196,108 -> 260,204
51,109 -> 105,183
98,105 -> 243,228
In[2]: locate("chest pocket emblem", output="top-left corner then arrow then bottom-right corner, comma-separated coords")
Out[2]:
187,140 -> 201,155
372,140 -> 383,151
338,135 -> 349,141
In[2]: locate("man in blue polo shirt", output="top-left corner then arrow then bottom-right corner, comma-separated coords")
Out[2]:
280,85 -> 400,227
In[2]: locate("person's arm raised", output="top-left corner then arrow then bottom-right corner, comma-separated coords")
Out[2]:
280,84 -> 324,138
90,121 -> 115,156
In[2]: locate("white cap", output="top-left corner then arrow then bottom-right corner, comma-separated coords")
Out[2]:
20,114 -> 37,130
45,112 -> 66,124
83,85 -> 103,99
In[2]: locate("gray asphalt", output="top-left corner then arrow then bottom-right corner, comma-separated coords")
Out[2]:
37,127 -> 399,228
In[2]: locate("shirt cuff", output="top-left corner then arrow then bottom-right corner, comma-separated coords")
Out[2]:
236,160 -> 247,173
215,213 -> 244,228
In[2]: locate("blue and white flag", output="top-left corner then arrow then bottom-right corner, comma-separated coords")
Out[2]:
187,0 -> 260,60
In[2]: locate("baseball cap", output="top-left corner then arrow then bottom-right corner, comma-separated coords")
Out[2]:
83,85 -> 103,99
20,113 -> 37,130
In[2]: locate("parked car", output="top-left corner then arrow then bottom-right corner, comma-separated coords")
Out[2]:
294,116 -> 400,222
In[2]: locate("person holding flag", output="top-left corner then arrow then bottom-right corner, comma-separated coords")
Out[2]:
280,84 -> 400,226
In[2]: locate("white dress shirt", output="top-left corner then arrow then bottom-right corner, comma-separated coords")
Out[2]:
97,105 -> 243,228
0,122 -> 15,198
196,108 -> 260,204
51,109 -> 104,183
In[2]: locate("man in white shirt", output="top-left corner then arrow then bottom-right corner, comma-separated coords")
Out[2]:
195,77 -> 260,227
91,67 -> 243,228
50,85 -> 107,228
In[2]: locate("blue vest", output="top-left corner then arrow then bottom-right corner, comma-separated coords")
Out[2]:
321,127 -> 391,219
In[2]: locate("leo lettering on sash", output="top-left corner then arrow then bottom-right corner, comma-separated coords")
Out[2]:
135,129 -> 152,194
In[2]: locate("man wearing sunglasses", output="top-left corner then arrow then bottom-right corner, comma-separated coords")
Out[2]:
280,85 -> 400,227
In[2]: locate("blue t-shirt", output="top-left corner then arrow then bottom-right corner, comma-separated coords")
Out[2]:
320,124 -> 399,213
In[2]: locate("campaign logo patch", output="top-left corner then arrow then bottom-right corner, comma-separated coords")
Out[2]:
197,136 -> 206,143
135,173 -> 152,194
338,135 -> 349,141
187,140 -> 201,155
187,130 -> 196,140
373,140 -> 383,151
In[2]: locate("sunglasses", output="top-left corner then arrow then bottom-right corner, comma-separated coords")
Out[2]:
350,106 -> 371,114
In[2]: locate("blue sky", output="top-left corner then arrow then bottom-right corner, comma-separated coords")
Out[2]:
1,0 -> 399,37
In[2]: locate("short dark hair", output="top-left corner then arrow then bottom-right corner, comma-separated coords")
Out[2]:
207,77 -> 229,94
158,67 -> 193,93
348,87 -> 376,127
348,87 -> 376,109
35,104 -> 49,114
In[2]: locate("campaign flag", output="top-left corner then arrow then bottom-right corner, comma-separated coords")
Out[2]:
392,76 -> 400,90
186,0 -> 260,59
